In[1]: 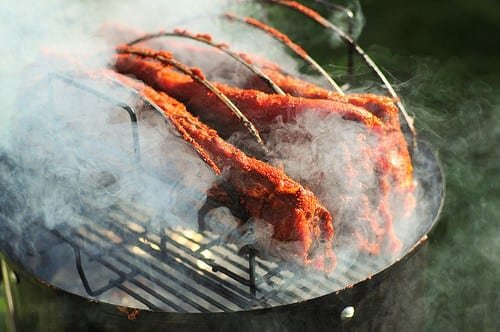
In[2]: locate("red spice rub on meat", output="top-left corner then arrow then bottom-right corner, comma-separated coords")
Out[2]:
114,47 -> 384,138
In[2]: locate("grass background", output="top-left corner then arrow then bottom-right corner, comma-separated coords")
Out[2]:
1,0 -> 499,331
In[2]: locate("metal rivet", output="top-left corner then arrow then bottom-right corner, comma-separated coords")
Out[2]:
340,306 -> 355,321
9,271 -> 19,284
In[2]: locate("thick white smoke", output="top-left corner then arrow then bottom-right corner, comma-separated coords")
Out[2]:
265,112 -> 379,257
0,0 -> 440,312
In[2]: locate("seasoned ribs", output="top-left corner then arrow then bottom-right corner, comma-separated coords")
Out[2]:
114,47 -> 384,137
114,73 -> 335,270
114,47 -> 415,253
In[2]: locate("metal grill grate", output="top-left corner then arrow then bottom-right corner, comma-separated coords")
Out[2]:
0,194 -> 386,313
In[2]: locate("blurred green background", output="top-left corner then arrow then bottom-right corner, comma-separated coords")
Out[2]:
1,0 -> 498,331
361,0 -> 500,84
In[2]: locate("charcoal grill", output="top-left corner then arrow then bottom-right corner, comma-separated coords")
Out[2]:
0,1 -> 444,331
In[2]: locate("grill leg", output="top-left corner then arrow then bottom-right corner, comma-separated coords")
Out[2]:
1,260 -> 17,332
249,249 -> 256,297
